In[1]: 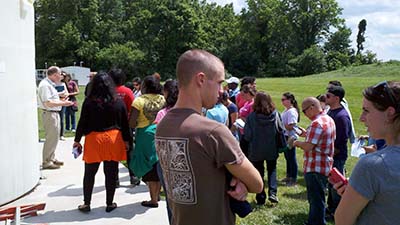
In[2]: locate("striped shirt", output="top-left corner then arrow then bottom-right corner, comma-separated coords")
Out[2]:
303,112 -> 336,176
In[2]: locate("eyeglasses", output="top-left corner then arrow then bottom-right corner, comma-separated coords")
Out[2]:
372,81 -> 397,108
302,105 -> 313,114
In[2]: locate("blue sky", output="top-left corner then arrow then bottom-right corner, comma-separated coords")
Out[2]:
207,0 -> 400,61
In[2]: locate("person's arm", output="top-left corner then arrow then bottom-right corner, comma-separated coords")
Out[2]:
230,112 -> 238,132
225,157 -> 263,194
129,107 -> 139,128
294,140 -> 315,151
285,123 -> 295,131
69,81 -> 80,96
334,184 -> 369,225
44,99 -> 73,108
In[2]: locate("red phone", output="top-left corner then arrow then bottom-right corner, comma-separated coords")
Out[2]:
329,167 -> 348,185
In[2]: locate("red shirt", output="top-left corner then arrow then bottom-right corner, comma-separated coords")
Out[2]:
303,112 -> 336,176
236,92 -> 248,109
115,85 -> 134,116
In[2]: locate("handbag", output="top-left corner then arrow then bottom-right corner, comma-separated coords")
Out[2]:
71,100 -> 78,112
275,112 -> 288,153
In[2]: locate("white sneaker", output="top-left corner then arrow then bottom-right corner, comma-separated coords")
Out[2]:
60,136 -> 66,141
71,129 -> 76,133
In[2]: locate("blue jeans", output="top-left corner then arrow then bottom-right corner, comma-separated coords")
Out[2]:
305,172 -> 328,225
284,138 -> 298,181
65,106 -> 76,130
327,159 -> 346,214
156,162 -> 172,225
59,106 -> 66,136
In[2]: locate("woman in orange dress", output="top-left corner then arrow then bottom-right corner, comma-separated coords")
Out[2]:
73,72 -> 132,213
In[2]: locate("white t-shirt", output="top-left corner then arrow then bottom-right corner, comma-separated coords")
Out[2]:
281,107 -> 298,136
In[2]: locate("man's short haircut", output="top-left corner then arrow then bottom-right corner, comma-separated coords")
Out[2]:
108,68 -> 126,86
47,66 -> 60,76
176,49 -> 224,88
328,80 -> 342,87
303,97 -> 322,112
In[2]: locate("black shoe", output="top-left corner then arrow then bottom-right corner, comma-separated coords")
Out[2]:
256,193 -> 266,205
130,176 -> 141,186
268,195 -> 279,203
106,203 -> 117,212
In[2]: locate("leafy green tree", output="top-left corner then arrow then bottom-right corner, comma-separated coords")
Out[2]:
289,45 -> 327,76
96,42 -> 145,75
284,0 -> 344,54
356,19 -> 367,55
324,25 -> 353,70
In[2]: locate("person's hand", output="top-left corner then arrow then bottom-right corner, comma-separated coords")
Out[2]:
363,144 -> 377,154
73,141 -> 82,149
62,99 -> 74,106
227,177 -> 248,201
358,135 -> 369,140
332,180 -> 347,196
298,127 -> 307,137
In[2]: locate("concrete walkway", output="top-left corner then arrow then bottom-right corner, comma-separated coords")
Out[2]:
3,137 -> 168,225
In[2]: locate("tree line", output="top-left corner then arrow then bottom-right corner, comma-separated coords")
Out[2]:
34,0 -> 377,80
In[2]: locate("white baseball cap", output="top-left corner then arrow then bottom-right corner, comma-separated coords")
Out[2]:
226,76 -> 239,84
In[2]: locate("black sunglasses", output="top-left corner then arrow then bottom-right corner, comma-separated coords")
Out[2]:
372,81 -> 397,109
302,104 -> 313,114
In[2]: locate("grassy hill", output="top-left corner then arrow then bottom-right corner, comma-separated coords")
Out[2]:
37,61 -> 400,225
236,61 -> 400,225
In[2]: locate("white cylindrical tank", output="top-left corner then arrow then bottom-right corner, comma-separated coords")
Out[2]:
0,0 -> 40,205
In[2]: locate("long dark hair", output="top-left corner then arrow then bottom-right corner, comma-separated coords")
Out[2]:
253,91 -> 275,115
88,71 -> 117,104
163,79 -> 179,109
142,75 -> 162,95
283,92 -> 300,122
241,85 -> 256,97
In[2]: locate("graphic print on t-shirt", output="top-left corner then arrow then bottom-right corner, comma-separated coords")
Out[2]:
156,137 -> 197,204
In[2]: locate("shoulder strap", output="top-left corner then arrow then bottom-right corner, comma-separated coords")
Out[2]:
275,111 -> 284,133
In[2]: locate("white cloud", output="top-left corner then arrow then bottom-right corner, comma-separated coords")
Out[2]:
336,0 -> 400,60
208,0 -> 400,60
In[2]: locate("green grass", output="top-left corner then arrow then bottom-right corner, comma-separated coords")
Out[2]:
36,62 -> 400,224
237,62 -> 400,225
38,87 -> 86,139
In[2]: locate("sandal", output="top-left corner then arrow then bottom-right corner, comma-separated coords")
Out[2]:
78,204 -> 91,212
105,202 -> 117,212
141,201 -> 158,208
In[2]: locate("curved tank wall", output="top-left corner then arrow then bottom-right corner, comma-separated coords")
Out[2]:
0,1 -> 40,205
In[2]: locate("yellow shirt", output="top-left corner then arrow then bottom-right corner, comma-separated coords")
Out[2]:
132,94 -> 165,128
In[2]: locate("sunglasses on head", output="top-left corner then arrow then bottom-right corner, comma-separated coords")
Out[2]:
372,81 -> 397,109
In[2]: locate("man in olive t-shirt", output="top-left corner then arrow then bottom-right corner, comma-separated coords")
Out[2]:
155,49 -> 263,225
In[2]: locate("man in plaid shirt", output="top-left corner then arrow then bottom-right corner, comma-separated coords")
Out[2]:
293,97 -> 336,225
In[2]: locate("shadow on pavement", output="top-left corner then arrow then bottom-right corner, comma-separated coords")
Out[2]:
23,202 -> 150,223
